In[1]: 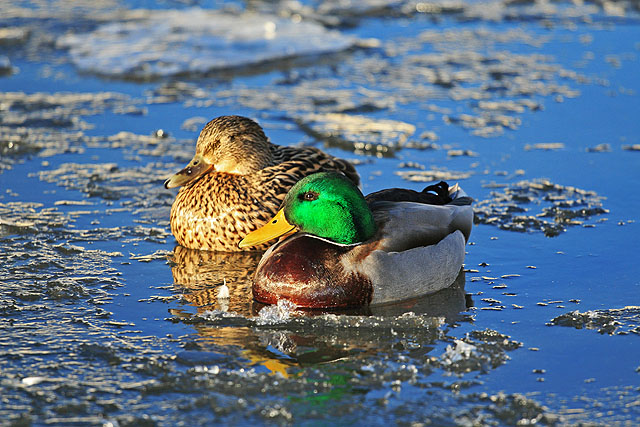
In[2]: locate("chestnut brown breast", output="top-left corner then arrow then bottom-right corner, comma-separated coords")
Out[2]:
252,235 -> 373,308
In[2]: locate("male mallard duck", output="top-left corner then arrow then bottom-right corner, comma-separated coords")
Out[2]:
239,172 -> 473,308
164,115 -> 359,251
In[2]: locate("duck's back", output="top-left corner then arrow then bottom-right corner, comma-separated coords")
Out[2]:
269,144 -> 359,188
365,181 -> 472,251
349,182 -> 473,304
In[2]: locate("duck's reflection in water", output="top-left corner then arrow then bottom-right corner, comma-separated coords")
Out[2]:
168,246 -> 472,377
169,245 -> 260,316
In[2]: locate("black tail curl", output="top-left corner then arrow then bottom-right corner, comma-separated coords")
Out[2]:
365,181 -> 451,205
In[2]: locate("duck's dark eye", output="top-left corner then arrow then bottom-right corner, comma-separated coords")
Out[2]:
300,191 -> 318,202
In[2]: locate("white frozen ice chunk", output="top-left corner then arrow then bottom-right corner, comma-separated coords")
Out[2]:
255,299 -> 297,325
21,376 -> 47,386
440,339 -> 477,365
57,8 -> 356,79
0,55 -> 13,75
316,0 -> 405,15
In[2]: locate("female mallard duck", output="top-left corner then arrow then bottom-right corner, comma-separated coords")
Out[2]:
164,115 -> 359,251
239,172 -> 473,308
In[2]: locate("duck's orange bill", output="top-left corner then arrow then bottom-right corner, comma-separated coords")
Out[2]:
238,209 -> 296,248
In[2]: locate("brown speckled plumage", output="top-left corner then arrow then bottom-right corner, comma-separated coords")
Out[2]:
166,116 -> 359,251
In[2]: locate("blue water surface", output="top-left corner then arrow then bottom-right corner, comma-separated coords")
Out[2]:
1,1 -> 639,425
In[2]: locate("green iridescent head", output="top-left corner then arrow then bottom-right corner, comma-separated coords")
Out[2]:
280,172 -> 376,245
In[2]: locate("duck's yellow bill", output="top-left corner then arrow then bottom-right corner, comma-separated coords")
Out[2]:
238,209 -> 296,248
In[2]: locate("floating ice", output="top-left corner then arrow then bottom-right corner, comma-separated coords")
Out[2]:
296,112 -> 415,156
21,376 -> 47,386
0,55 -> 12,76
217,279 -> 230,300
550,306 -> 640,335
255,299 -> 297,325
217,279 -> 230,312
57,8 -> 356,79
441,339 -> 477,365
396,168 -> 472,182
474,179 -> 608,236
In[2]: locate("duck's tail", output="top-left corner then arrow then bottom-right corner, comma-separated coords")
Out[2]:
448,183 -> 473,206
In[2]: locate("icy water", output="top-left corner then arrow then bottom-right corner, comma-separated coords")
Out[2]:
1,0 -> 639,425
